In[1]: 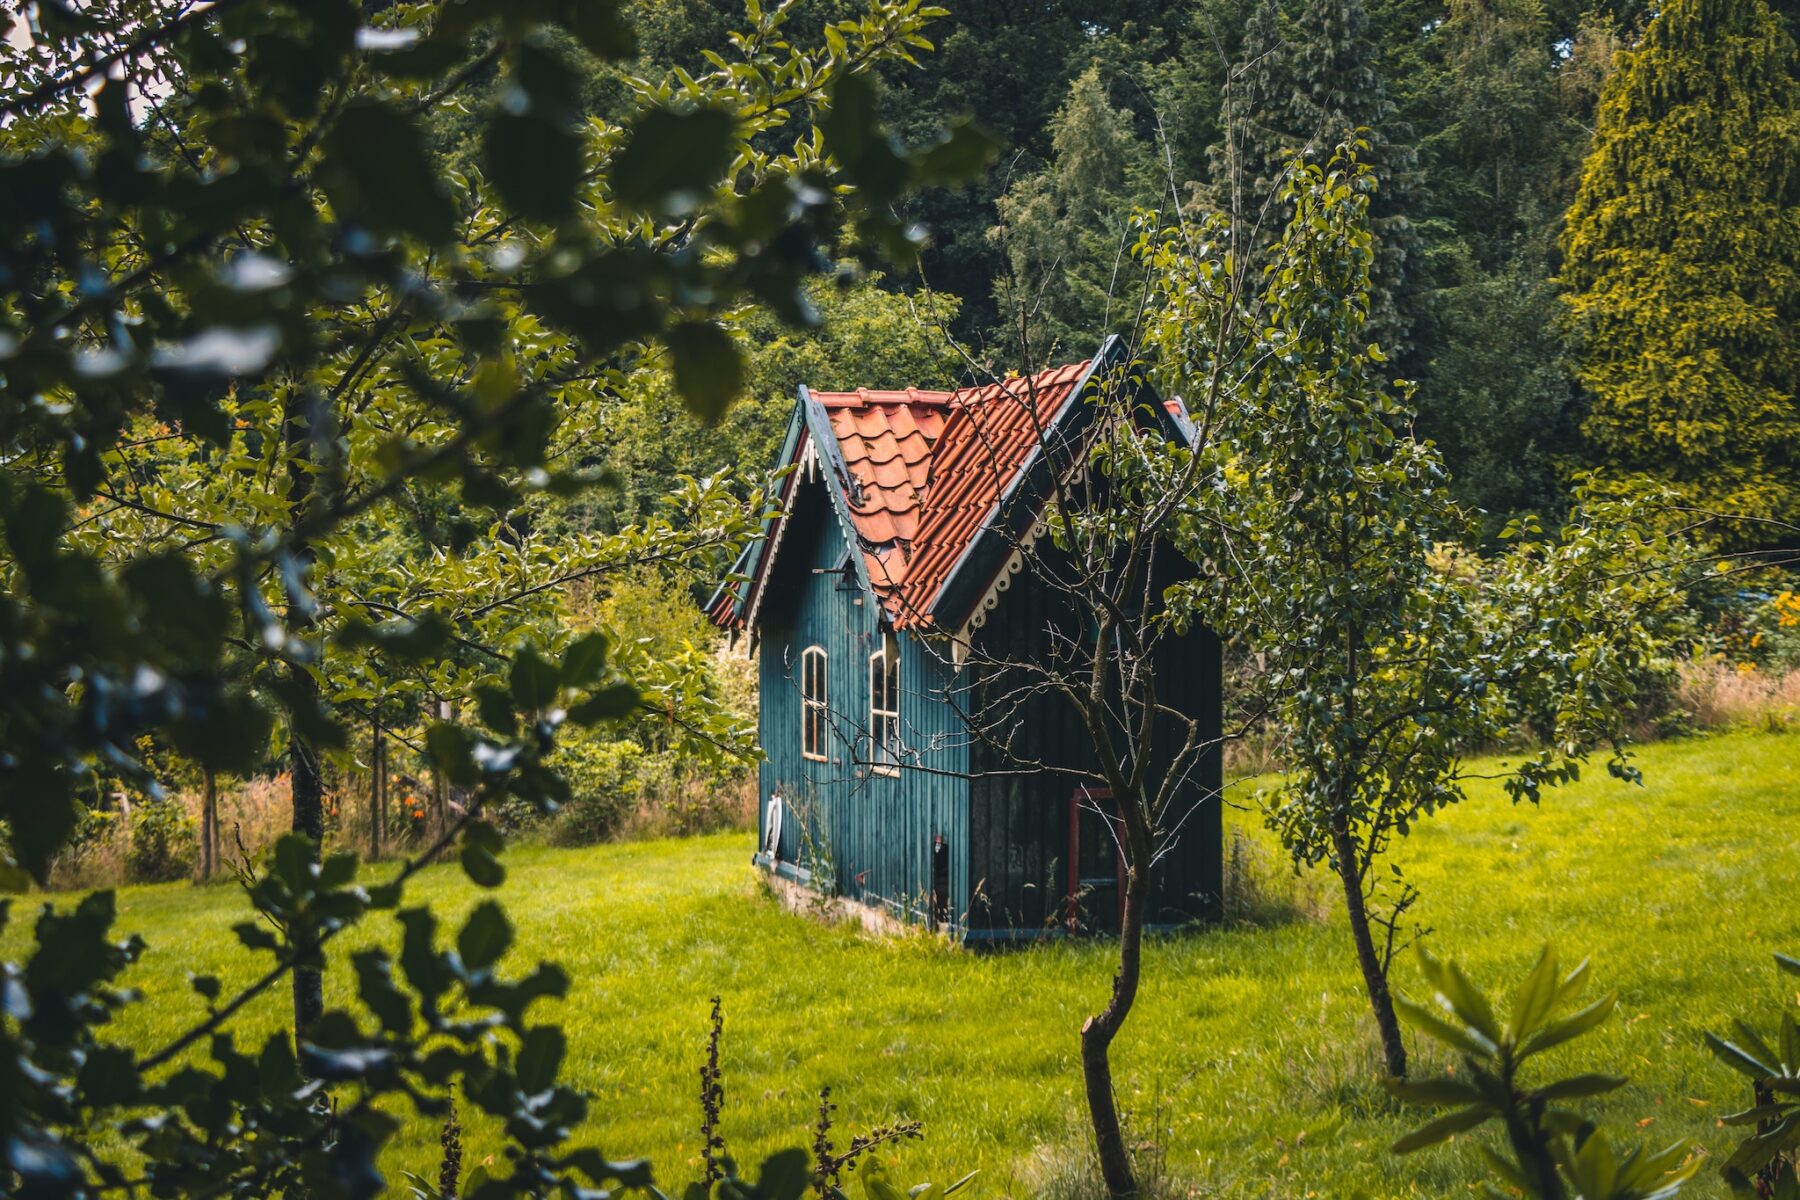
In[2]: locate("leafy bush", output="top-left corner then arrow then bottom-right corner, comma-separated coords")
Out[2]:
1705,950 -> 1800,1194
551,737 -> 649,845
126,801 -> 196,884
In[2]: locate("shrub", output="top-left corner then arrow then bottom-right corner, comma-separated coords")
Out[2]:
551,737 -> 649,845
126,799 -> 197,883
542,736 -> 757,845
1391,945 -> 1701,1199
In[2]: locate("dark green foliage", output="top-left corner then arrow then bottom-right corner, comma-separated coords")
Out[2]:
991,65 -> 1159,360
1395,0 -> 1603,529
0,0 -> 988,884
568,276 -> 960,539
548,737 -> 647,844
876,0 -> 1182,336
1212,0 -> 1420,356
2,817 -> 658,1198
0,0 -> 999,1193
1147,144 -> 1694,1080
1412,256 -> 1584,536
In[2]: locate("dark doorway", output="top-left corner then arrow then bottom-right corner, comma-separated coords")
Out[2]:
930,833 -> 950,929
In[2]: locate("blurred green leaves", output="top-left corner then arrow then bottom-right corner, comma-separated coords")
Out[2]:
0,0 -> 975,1191
1705,951 -> 1800,1193
666,321 -> 744,421
612,106 -> 739,214
319,100 -> 456,242
1390,946 -> 1698,1200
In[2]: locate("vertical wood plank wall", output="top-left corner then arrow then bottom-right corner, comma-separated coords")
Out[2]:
963,560 -> 1223,940
755,479 -> 971,928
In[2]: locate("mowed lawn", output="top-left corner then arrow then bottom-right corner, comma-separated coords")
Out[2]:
7,729 -> 1799,1198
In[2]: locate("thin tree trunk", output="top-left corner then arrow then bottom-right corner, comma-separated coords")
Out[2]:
1332,824 -> 1407,1078
288,693 -> 325,1036
378,708 -> 389,855
283,386 -> 325,1039
429,699 -> 457,855
199,767 -> 218,880
369,709 -> 384,861
1081,844 -> 1150,1198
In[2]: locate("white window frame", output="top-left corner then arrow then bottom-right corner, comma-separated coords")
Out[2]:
801,646 -> 828,762
868,638 -> 900,776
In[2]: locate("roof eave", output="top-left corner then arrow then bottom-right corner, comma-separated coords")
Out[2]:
702,396 -> 810,627
921,334 -> 1127,629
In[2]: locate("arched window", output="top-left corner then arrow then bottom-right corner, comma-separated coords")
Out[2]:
800,646 -> 828,762
868,638 -> 900,775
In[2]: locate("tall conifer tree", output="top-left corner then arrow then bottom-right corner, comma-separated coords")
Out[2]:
990,66 -> 1156,361
1214,0 -> 1419,355
1561,0 -> 1800,538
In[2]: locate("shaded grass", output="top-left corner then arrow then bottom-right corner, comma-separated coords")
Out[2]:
6,729 -> 1799,1197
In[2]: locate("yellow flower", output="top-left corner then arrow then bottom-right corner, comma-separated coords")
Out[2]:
1775,591 -> 1800,628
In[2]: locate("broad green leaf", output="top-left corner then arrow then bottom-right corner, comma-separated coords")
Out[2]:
318,99 -> 453,242
911,120 -> 998,185
1705,1032 -> 1777,1081
1421,953 -> 1503,1046
757,1149 -> 812,1200
426,722 -> 479,787
1510,945 -> 1560,1041
509,646 -> 561,711
515,1025 -> 566,1093
457,900 -> 513,972
1534,1073 -> 1628,1101
460,841 -> 505,889
561,632 -> 610,688
485,112 -> 583,223
1395,993 -> 1499,1059
1387,1077 -> 1486,1107
569,682 -> 640,724
666,320 -> 744,421
611,105 -> 737,211
1519,993 -> 1615,1060
1391,1105 -> 1489,1153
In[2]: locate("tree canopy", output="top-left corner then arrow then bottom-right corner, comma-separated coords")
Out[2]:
1561,0 -> 1800,541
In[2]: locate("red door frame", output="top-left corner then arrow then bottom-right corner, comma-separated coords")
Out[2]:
1066,786 -> 1125,933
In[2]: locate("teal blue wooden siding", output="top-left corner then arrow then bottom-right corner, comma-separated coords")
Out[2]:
752,474 -> 1219,942
755,478 -> 971,927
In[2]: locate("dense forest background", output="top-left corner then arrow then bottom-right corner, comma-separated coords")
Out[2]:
439,0 -> 1798,552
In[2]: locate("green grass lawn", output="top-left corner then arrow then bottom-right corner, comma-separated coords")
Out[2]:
8,729 -> 1800,1198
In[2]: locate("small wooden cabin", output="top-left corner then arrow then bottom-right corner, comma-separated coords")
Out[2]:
706,336 -> 1222,943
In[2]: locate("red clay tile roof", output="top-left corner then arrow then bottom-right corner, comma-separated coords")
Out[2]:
811,359 -> 1093,628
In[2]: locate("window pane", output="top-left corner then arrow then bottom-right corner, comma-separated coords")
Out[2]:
802,648 -> 826,759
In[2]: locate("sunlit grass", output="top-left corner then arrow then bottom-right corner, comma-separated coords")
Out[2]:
7,729 -> 1798,1198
